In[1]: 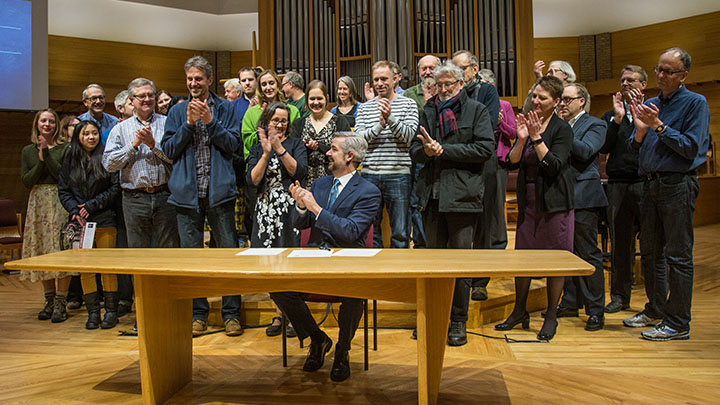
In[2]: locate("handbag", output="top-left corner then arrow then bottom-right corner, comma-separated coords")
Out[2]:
59,220 -> 83,251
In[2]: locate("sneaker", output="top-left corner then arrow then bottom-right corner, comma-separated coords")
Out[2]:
641,323 -> 689,341
224,318 -> 243,336
623,312 -> 660,328
192,319 -> 207,337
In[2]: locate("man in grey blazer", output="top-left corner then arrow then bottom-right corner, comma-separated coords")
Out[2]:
557,83 -> 608,331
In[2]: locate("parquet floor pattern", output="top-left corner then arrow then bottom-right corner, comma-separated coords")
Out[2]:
1,225 -> 719,404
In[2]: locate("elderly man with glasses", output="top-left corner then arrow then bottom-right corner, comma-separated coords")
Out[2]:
78,83 -> 119,134
625,48 -> 710,341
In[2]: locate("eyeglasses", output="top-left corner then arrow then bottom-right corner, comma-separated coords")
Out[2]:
654,66 -> 686,76
456,65 -> 472,71
436,80 -> 459,90
270,118 -> 288,126
560,96 -> 582,104
133,93 -> 155,100
620,77 -> 639,83
84,95 -> 105,102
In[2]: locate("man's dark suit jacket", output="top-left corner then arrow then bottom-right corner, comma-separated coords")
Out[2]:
294,172 -> 381,248
570,113 -> 608,210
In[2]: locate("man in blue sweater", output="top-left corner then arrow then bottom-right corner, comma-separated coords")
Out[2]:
626,48 -> 710,341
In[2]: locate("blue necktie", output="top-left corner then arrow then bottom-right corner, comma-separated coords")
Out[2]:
328,179 -> 341,208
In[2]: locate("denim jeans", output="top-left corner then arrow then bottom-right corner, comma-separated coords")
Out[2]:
606,182 -> 643,305
176,198 -> 241,321
361,173 -> 410,248
640,173 -> 698,331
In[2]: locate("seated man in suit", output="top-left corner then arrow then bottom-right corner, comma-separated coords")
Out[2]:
271,133 -> 381,382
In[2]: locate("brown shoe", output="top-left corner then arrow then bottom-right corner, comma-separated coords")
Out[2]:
224,318 -> 243,336
192,319 -> 207,337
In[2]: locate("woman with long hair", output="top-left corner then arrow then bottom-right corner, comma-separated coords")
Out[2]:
292,80 -> 350,188
58,115 -> 79,143
495,76 -> 575,341
247,102 -> 307,336
156,90 -> 173,115
58,120 -> 121,329
330,76 -> 362,127
242,70 -> 301,160
20,108 -> 74,322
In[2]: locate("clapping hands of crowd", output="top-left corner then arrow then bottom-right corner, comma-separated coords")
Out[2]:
37,135 -> 48,161
186,99 -> 212,125
258,126 -> 284,156
377,97 -> 391,127
533,60 -> 546,79
132,124 -> 155,149
289,180 -> 319,213
628,88 -> 660,135
516,111 -> 544,142
417,126 -> 443,157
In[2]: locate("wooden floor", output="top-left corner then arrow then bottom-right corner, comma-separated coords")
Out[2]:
1,225 -> 719,404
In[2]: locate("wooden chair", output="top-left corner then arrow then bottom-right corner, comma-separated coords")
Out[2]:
281,226 -> 377,370
0,200 -> 23,263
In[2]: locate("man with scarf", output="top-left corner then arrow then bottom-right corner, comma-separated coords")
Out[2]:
410,61 -> 495,346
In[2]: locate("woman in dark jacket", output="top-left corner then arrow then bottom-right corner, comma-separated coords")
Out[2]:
58,120 -> 121,330
495,76 -> 575,340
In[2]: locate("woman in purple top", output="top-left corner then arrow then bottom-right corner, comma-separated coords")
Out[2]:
495,76 -> 575,341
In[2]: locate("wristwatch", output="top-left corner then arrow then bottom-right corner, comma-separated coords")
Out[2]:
655,124 -> 666,134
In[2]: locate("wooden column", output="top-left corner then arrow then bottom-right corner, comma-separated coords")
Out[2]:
514,0 -> 534,107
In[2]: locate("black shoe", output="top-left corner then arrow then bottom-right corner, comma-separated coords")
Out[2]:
585,314 -> 604,331
266,316 -> 283,336
604,300 -> 629,313
495,312 -> 530,331
302,333 -> 333,372
286,324 -> 297,338
67,300 -> 83,310
83,292 -> 101,329
330,349 -> 351,382
541,306 -> 579,318
471,286 -> 488,301
117,302 -> 133,317
447,321 -> 467,346
411,328 -> 417,340
537,318 -> 558,341
101,292 -> 119,329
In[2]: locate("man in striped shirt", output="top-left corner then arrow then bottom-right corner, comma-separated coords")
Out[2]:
103,77 -> 179,251
354,60 -> 419,248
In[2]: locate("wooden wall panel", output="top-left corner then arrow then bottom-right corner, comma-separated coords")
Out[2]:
0,112 -> 37,217
532,37 -> 579,76
49,35 -> 200,103
230,51 -> 255,77
610,11 -> 720,76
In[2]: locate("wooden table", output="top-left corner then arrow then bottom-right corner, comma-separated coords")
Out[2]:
6,248 -> 592,405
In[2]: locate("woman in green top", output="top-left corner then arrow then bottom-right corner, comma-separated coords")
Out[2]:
19,108 -> 76,323
241,70 -> 300,160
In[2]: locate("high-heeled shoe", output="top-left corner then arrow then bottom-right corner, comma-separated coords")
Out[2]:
495,312 -> 530,331
537,318 -> 558,340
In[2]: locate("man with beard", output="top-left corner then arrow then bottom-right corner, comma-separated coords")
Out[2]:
273,133 -> 381,382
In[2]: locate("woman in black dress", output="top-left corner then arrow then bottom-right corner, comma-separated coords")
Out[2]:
495,76 -> 575,340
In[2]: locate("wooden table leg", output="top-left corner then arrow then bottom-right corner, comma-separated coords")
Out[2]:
415,278 -> 455,405
135,275 -> 192,405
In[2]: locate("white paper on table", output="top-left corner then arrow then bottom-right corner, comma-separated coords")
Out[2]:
287,249 -> 333,258
236,248 -> 287,256
332,249 -> 381,257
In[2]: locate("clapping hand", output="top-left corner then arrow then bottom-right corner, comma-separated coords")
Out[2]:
612,92 -> 625,123
258,127 -> 272,155
516,111 -> 544,142
377,97 -> 391,127
533,60 -> 546,79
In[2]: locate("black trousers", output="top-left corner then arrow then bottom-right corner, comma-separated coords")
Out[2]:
560,208 -> 605,316
422,199 -> 477,322
270,291 -> 364,352
606,182 -> 643,305
472,158 -> 508,289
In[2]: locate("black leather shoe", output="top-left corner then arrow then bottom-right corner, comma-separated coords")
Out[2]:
330,350 -> 351,382
604,300 -> 629,313
537,318 -> 558,341
286,324 -> 297,338
411,328 -> 417,340
447,321 -> 467,346
302,334 -> 332,372
541,306 -> 579,318
585,314 -> 604,331
495,312 -> 530,331
471,286 -> 488,301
